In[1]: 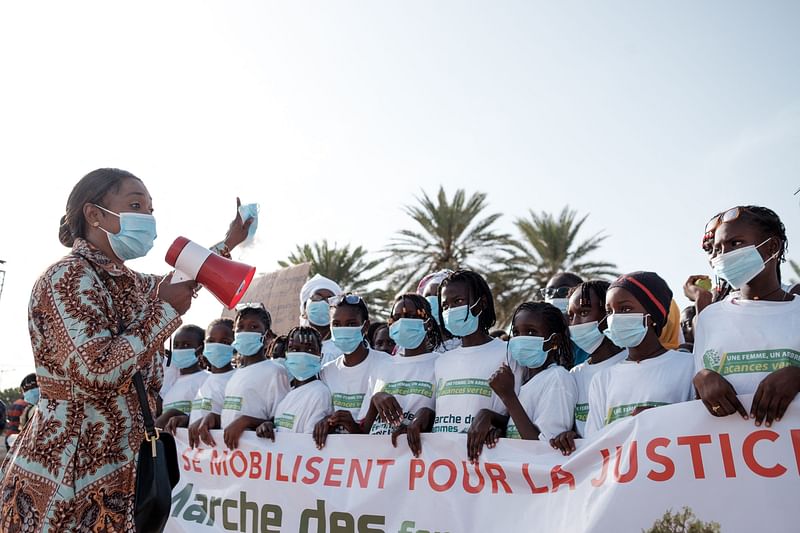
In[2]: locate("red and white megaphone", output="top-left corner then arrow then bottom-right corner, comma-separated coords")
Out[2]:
165,237 -> 256,309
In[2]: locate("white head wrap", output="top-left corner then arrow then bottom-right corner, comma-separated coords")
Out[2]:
299,274 -> 343,315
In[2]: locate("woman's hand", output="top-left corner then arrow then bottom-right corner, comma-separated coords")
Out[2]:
467,409 -> 497,464
223,416 -> 253,450
693,369 -> 748,419
223,198 -> 255,251
489,364 -> 515,400
750,366 -> 800,427
313,417 -> 332,450
372,392 -> 404,427
256,421 -> 276,441
550,430 -> 578,456
164,414 -> 189,435
327,410 -> 361,434
157,273 -> 197,315
197,414 -> 217,448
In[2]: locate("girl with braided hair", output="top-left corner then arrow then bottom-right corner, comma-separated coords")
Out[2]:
693,206 -> 800,427
486,302 -> 577,451
256,326 -> 333,438
551,281 -> 628,455
359,294 -> 442,456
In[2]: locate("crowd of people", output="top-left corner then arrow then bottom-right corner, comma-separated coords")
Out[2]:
1,168 -> 798,531
155,203 -> 800,464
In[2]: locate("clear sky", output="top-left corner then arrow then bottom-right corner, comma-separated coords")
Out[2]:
0,1 -> 798,390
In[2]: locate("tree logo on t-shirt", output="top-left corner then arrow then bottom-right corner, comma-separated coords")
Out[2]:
703,349 -> 722,371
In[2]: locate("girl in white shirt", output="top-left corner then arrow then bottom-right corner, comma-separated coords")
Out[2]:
256,327 -> 333,438
194,303 -> 290,449
487,302 -> 577,448
585,272 -> 694,436
432,269 -> 522,464
693,206 -> 800,427
361,293 -> 442,457
166,319 -> 235,440
157,325 -> 209,428
315,294 -> 391,448
551,281 -> 627,455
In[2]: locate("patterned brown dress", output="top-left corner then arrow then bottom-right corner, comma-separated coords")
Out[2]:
0,239 -> 182,532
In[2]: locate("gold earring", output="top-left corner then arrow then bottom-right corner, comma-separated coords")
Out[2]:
92,222 -> 100,227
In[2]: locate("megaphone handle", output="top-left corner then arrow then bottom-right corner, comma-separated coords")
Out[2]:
171,270 -> 193,284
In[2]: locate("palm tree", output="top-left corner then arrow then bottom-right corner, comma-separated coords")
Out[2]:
278,240 -> 385,296
789,259 -> 800,284
511,206 -> 618,295
385,186 -> 510,294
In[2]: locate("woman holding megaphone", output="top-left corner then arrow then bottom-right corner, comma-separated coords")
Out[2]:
0,168 -> 252,533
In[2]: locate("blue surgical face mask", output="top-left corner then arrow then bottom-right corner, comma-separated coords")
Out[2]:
285,352 -> 322,381
711,238 -> 777,290
232,331 -> 265,357
389,318 -> 428,350
24,387 -> 40,405
508,334 -> 553,368
95,204 -> 157,261
203,343 -> 234,368
331,324 -> 366,354
171,348 -> 199,369
603,313 -> 649,348
306,300 -> 331,327
569,321 -> 606,354
442,301 -> 481,338
425,296 -> 441,325
546,297 -> 570,314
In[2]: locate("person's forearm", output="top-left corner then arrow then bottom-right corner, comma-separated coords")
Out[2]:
412,407 -> 435,432
499,395 -> 540,440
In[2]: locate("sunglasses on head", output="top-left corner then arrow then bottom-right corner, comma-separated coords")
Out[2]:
235,302 -> 267,312
539,286 -> 571,299
327,293 -> 365,306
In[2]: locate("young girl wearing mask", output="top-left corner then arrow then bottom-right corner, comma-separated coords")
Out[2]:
486,302 -> 577,454
360,294 -> 442,457
432,270 -> 522,463
174,319 -> 236,441
693,206 -> 800,427
256,327 -> 333,438
585,272 -> 694,436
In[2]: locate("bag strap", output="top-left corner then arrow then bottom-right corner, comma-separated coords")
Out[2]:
133,371 -> 157,439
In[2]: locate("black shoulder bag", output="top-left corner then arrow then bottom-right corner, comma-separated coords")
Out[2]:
133,371 -> 180,533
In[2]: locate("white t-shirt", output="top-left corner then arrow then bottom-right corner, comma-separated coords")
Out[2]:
506,364 -> 577,440
189,370 -> 236,424
432,338 -> 521,434
586,350 -> 694,436
162,370 -> 209,415
320,339 -> 344,366
273,380 -> 334,434
570,350 -> 628,437
320,349 -> 392,421
693,296 -> 800,395
160,357 -> 181,398
220,359 -> 291,428
358,352 -> 439,435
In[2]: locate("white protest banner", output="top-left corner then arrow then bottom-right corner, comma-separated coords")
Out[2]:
166,396 -> 799,532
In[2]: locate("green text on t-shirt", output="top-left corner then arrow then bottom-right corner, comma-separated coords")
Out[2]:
192,398 -> 212,412
381,380 -> 434,398
437,378 -> 492,398
223,396 -> 242,411
332,393 -> 365,410
274,413 -> 295,430
605,402 -> 667,424
704,348 -> 800,376
574,403 -> 590,422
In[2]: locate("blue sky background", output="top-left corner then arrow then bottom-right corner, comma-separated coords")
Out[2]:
0,1 -> 798,388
